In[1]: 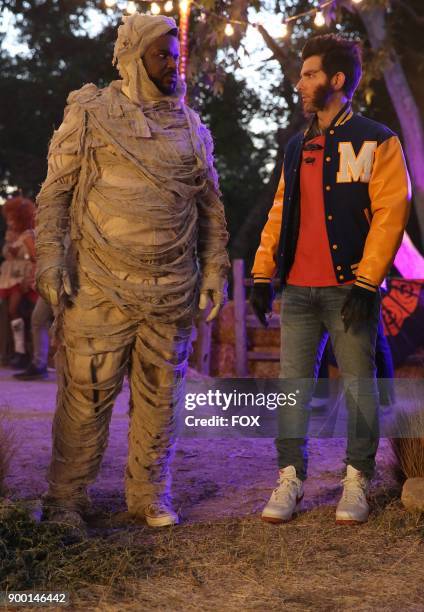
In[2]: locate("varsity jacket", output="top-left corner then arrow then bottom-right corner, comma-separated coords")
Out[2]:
252,103 -> 411,292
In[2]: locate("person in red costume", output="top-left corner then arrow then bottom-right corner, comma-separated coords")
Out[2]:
0,197 -> 36,368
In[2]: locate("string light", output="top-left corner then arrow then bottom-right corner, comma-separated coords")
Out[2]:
179,0 -> 191,82
101,0 -> 365,86
224,23 -> 234,36
314,11 -> 325,27
103,0 -> 366,43
126,1 -> 137,14
188,0 -> 338,33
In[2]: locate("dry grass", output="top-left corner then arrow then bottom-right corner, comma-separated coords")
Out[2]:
0,407 -> 16,496
0,489 -> 423,612
390,409 -> 424,482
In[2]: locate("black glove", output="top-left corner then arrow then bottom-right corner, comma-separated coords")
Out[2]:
341,284 -> 378,332
250,282 -> 275,328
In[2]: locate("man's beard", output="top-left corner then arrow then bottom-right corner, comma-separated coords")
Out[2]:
304,79 -> 335,113
150,74 -> 177,96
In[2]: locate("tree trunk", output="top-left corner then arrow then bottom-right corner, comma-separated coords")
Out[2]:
360,4 -> 424,245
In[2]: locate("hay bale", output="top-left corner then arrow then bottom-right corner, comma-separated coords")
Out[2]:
210,343 -> 236,377
210,300 -> 281,376
186,367 -> 212,383
213,300 -> 281,348
213,302 -> 236,345
401,478 -> 424,512
390,410 -> 424,485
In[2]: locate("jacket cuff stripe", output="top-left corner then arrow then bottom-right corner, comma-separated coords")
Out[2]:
356,275 -> 378,286
253,277 -> 272,283
355,279 -> 378,292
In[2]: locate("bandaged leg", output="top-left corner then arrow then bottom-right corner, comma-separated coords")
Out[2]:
125,315 -> 193,513
44,282 -> 136,513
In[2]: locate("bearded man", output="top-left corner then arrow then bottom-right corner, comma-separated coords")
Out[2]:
251,35 -> 410,525
36,13 -> 229,530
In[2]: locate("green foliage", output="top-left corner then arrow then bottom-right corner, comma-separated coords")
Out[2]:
194,73 -> 272,253
0,1 -> 121,196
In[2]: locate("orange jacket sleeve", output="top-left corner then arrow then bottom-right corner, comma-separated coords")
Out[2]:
356,135 -> 411,292
251,170 -> 285,282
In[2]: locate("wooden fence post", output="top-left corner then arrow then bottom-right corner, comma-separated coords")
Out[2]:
233,259 -> 248,377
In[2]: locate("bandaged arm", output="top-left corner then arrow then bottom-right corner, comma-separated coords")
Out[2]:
35,102 -> 85,279
196,126 -> 230,293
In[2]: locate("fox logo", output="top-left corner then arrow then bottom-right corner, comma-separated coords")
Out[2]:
337,142 -> 377,183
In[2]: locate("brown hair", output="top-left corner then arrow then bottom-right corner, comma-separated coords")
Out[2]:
302,34 -> 362,99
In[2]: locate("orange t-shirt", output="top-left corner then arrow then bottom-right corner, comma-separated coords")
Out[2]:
287,135 -> 337,286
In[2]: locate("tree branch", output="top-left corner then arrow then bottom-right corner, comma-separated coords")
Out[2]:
256,24 -> 300,84
393,0 -> 424,25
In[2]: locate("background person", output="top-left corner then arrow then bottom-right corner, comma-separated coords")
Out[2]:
13,297 -> 53,380
0,197 -> 36,368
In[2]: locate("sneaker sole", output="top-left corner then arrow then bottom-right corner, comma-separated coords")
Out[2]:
335,517 -> 368,525
261,496 -> 304,524
145,515 -> 179,528
261,511 -> 299,524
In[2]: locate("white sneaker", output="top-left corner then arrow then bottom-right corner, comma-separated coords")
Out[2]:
336,465 -> 370,525
144,502 -> 179,528
261,466 -> 304,524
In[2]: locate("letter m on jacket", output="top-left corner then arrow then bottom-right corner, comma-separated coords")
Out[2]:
337,141 -> 377,183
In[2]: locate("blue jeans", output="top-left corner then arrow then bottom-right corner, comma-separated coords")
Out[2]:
276,285 -> 381,480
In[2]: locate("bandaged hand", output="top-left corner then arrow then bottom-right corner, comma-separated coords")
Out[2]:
199,274 -> 228,322
36,265 -> 74,307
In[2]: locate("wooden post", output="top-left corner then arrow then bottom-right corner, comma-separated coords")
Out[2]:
233,259 -> 248,377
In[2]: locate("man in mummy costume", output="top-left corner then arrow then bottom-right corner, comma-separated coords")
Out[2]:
36,13 -> 229,530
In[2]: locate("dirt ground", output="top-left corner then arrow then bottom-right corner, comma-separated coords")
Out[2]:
1,366 -> 423,611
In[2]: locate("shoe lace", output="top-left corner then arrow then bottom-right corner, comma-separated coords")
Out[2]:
273,476 -> 300,501
147,502 -> 170,514
340,476 -> 366,503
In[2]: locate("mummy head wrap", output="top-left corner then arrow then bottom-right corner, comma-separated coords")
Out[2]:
113,13 -> 185,105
